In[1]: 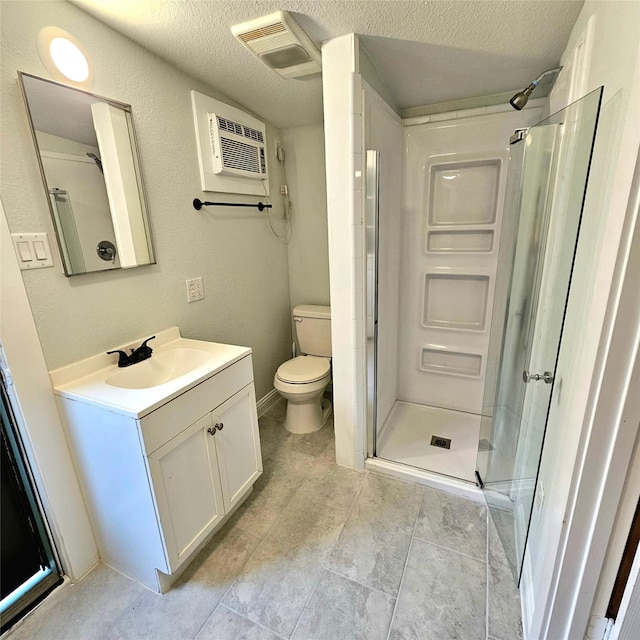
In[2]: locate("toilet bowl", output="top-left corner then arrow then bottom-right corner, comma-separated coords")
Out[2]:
275,304 -> 332,434
274,355 -> 332,434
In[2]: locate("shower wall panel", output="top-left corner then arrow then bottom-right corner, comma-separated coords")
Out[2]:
399,110 -> 541,414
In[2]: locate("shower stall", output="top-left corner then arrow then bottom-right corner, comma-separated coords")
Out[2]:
364,80 -> 602,577
365,92 -> 544,483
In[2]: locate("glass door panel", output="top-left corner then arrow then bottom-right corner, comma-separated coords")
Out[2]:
479,87 -> 603,580
1,374 -> 63,632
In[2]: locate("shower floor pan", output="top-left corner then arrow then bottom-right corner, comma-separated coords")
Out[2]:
376,401 -> 480,483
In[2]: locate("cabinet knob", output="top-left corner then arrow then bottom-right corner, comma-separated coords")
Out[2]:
215,422 -> 224,431
207,426 -> 217,436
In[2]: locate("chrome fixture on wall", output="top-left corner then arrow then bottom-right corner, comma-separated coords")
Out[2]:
96,240 -> 116,261
510,67 -> 563,110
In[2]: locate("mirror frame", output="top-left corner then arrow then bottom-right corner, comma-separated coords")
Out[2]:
18,72 -> 156,276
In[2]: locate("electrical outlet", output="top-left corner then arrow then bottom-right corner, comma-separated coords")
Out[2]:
280,184 -> 288,195
185,277 -> 204,303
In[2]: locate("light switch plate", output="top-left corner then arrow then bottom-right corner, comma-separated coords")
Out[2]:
11,233 -> 54,270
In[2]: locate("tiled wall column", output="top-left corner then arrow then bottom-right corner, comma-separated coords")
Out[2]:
322,35 -> 366,470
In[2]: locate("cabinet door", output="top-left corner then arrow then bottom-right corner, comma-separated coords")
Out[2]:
212,383 -> 263,512
147,413 -> 225,571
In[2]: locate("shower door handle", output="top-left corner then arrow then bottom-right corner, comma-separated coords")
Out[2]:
522,370 -> 554,384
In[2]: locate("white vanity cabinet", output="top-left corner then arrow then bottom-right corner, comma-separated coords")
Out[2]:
146,383 -> 261,571
52,331 -> 262,594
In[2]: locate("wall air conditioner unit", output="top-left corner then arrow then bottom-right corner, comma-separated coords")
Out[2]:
209,112 -> 267,180
231,10 -> 321,79
191,90 -> 268,195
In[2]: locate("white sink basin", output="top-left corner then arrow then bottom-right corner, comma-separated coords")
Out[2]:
50,328 -> 253,418
105,348 -> 211,389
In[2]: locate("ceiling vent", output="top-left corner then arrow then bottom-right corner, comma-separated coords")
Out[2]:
231,10 -> 321,79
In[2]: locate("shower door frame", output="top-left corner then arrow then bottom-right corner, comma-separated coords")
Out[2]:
365,149 -> 380,460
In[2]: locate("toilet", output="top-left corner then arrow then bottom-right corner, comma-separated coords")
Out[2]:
274,305 -> 332,434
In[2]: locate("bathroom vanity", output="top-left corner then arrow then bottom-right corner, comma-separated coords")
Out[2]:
50,327 -> 262,593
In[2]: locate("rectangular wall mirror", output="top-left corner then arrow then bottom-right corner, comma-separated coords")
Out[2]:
19,72 -> 155,276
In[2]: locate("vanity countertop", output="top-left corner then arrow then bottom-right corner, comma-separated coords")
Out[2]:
49,327 -> 251,419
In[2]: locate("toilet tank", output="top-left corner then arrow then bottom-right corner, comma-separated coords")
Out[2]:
294,305 -> 331,357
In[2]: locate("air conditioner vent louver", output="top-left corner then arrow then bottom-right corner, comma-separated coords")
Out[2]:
239,22 -> 286,43
220,137 -> 261,174
216,116 -> 243,136
243,125 -> 264,143
215,117 -> 264,144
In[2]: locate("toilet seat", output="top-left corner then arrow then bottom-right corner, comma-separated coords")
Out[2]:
276,356 -> 330,384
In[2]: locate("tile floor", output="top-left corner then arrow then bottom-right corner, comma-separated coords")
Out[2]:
6,400 -> 522,640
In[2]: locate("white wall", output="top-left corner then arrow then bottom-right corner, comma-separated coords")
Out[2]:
322,34 -> 365,469
519,1 -> 640,637
281,124 -> 330,311
597,185 -> 640,640
0,0 -> 292,400
0,0 -> 293,587
0,202 -> 99,580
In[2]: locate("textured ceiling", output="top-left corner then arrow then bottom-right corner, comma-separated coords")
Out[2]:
69,0 -> 584,129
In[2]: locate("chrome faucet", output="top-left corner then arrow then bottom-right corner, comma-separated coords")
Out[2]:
107,336 -> 156,368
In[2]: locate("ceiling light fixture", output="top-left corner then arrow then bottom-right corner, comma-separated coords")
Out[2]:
37,27 -> 93,89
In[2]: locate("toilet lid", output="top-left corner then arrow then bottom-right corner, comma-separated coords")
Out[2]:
276,356 -> 330,384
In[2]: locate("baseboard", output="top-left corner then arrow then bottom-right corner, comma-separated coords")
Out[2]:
257,388 -> 280,417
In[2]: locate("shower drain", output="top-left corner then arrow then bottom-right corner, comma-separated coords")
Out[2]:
430,435 -> 451,450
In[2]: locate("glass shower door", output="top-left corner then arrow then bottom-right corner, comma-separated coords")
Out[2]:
480,87 -> 603,580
